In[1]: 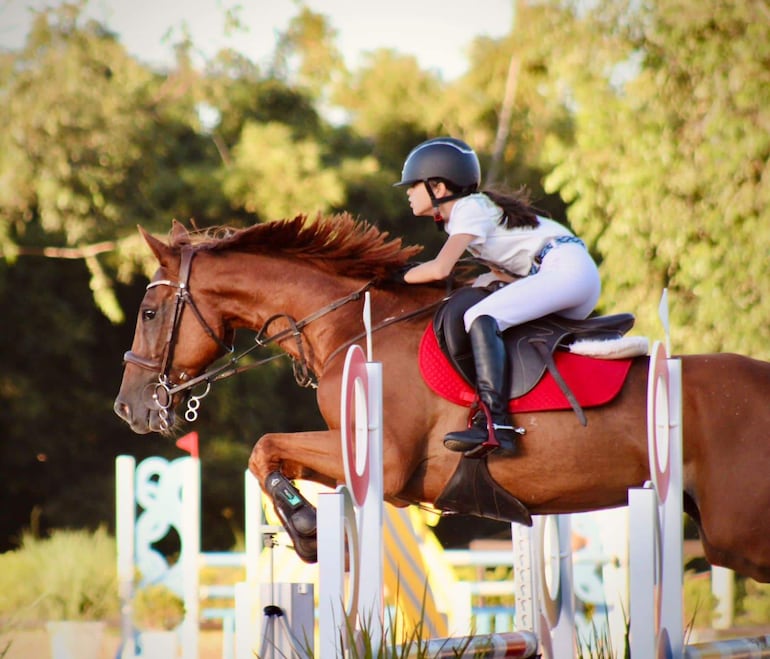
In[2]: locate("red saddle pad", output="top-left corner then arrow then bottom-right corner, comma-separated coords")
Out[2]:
418,323 -> 633,413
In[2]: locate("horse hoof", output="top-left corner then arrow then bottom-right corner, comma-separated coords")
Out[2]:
270,502 -> 319,563
264,472 -> 319,563
277,508 -> 318,563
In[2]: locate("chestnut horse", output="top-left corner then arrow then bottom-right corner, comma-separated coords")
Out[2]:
114,214 -> 770,583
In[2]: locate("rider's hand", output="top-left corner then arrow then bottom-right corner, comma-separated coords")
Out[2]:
387,262 -> 421,284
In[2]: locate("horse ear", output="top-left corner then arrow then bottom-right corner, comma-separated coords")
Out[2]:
138,225 -> 173,267
171,219 -> 191,246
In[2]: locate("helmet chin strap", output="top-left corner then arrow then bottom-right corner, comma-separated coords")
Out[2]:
424,181 -> 472,231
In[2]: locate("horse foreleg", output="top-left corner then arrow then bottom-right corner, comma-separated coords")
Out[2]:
248,429 -> 345,564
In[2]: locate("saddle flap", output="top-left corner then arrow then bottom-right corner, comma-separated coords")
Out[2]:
433,287 -> 635,398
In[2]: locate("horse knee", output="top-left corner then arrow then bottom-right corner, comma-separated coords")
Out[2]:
248,433 -> 280,479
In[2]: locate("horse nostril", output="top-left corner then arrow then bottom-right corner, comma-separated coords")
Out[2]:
114,399 -> 130,421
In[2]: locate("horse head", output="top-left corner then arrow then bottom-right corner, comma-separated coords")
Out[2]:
114,221 -> 233,434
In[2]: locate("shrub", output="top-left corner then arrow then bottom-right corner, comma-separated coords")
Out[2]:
0,527 -> 119,622
736,579 -> 770,626
132,584 -> 185,631
683,570 -> 718,629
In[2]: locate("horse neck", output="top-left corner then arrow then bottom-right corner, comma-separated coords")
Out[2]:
192,251 -> 381,371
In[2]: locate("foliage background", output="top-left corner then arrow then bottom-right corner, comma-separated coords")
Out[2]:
0,0 -> 767,554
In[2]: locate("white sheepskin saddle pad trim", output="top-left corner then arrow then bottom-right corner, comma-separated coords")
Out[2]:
569,336 -> 650,359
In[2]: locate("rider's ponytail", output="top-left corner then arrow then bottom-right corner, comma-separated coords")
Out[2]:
481,187 -> 539,229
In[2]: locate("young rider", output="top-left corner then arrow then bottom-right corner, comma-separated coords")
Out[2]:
394,137 -> 601,455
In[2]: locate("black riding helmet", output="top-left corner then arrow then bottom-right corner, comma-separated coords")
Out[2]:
394,137 -> 481,227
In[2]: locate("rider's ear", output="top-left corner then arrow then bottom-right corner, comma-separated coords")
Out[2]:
138,225 -> 174,269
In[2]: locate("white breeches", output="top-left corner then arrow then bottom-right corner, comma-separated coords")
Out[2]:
464,243 -> 602,332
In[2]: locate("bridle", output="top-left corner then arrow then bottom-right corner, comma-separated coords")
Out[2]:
123,244 -> 378,430
123,245 -> 236,429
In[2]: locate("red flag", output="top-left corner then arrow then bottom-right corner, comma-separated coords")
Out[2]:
175,431 -> 199,458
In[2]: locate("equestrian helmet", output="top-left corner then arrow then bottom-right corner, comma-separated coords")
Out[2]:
394,137 -> 481,190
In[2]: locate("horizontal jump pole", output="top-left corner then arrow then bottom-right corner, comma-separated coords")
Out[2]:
199,551 -> 247,568
684,635 -> 770,658
443,549 -> 519,566
396,630 -> 538,658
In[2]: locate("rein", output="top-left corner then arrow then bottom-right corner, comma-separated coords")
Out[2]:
325,298 -> 445,367
123,244 -> 377,428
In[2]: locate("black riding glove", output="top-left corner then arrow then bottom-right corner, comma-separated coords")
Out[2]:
387,262 -> 421,284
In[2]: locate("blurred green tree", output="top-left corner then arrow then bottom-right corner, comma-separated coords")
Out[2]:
270,5 -> 345,100
222,120 -> 345,219
539,0 -> 770,358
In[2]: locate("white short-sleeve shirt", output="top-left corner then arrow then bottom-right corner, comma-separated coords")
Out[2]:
447,193 -> 574,276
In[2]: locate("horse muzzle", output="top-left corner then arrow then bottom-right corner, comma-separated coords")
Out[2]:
114,391 -> 176,435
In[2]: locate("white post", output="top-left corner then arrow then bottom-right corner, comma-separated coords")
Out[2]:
221,615 -> 234,659
711,566 -> 735,630
358,361 -> 383,643
116,456 -> 136,659
547,515 -> 575,658
629,485 -> 657,658
234,582 -> 253,659
662,358 -> 684,659
318,490 -> 347,659
180,457 -> 200,659
630,332 -> 685,659
244,469 -> 261,586
512,523 -> 539,636
448,581 -> 473,634
233,469 -> 261,659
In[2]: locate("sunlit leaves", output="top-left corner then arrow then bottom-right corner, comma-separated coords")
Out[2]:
271,6 -> 345,99
332,49 -> 442,140
0,5 -> 158,244
540,0 -> 770,358
223,122 -> 344,220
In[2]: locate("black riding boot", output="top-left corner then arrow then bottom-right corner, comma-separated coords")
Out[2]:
443,315 -> 524,456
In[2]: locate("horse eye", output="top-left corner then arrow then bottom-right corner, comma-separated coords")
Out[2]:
142,308 -> 157,321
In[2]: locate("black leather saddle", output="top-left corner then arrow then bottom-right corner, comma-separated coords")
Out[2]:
433,287 -> 635,421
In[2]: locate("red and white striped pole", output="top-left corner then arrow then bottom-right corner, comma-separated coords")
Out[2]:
398,630 -> 539,658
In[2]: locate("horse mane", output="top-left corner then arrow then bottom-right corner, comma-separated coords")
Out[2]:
172,213 -> 423,279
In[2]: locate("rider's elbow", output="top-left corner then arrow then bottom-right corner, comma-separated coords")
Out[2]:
433,262 -> 456,279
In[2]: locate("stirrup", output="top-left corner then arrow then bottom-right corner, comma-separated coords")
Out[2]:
490,421 -> 526,434
463,426 -> 523,459
475,399 -> 526,441
472,399 -> 526,460
444,401 -> 524,458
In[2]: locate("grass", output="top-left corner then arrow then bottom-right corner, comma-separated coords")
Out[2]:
0,527 -> 119,622
256,579 -> 476,659
576,614 -> 630,659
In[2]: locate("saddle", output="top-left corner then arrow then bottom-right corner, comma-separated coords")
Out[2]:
432,286 -> 636,528
433,287 -> 635,425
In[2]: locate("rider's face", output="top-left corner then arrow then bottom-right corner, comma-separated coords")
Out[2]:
406,182 -> 435,217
